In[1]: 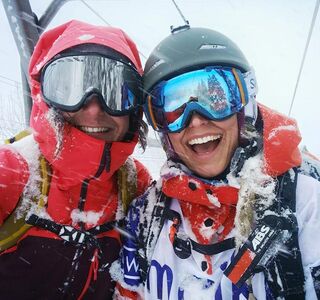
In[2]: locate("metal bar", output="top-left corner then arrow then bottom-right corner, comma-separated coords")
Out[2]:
2,0 -> 69,125
2,0 -> 40,76
20,70 -> 32,125
38,0 -> 69,33
2,0 -> 40,125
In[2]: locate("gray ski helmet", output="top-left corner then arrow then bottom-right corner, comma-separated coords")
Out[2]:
144,26 -> 251,93
144,26 -> 258,159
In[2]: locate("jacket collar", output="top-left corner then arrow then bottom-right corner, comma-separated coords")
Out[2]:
32,102 -> 136,187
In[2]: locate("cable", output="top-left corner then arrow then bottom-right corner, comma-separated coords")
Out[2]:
171,0 -> 189,25
288,0 -> 319,116
0,74 -> 22,86
79,0 -> 111,26
79,0 -> 146,59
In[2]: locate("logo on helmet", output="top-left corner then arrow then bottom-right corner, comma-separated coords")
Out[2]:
199,44 -> 227,50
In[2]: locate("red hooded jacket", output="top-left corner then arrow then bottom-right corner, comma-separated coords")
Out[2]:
0,20 -> 151,300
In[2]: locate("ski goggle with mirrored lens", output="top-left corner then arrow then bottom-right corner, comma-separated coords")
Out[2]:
144,67 -> 256,133
41,55 -> 142,115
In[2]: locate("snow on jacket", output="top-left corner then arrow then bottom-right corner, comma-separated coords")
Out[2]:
113,104 -> 320,299
0,20 -> 151,300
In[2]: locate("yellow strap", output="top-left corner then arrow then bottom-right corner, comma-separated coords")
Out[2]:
0,224 -> 32,250
117,159 -> 137,214
4,129 -> 31,144
0,131 -> 51,251
38,156 -> 50,208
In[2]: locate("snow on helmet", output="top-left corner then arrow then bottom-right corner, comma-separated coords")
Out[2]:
143,25 -> 258,159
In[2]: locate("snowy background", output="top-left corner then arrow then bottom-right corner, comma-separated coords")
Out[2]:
1,0 -> 319,178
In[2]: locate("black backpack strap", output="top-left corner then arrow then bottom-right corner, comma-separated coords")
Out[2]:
27,214 -> 119,250
265,168 -> 305,299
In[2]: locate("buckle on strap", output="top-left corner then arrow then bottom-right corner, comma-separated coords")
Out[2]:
26,214 -> 100,249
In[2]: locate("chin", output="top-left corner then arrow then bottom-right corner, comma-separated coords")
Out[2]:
189,167 -> 221,178
189,164 -> 222,178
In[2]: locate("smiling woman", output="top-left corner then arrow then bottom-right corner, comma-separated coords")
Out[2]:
168,114 -> 238,178
113,25 -> 320,300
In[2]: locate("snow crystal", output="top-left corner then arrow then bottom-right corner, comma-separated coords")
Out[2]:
180,211 -> 197,242
71,208 -> 103,227
178,275 -> 215,299
231,154 -> 276,246
10,134 -> 45,220
110,260 -> 142,293
268,125 -> 296,140
144,182 -> 164,261
288,168 -> 296,182
115,157 -> 137,220
199,222 -> 216,241
160,160 -> 184,179
35,55 -> 49,72
46,108 -> 64,158
124,158 -> 137,187
78,34 -> 95,41
206,193 -> 221,208
188,178 -> 200,189
10,15 -> 28,59
34,92 -> 42,104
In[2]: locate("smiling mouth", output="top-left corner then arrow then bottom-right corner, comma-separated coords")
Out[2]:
77,126 -> 111,133
188,134 -> 222,154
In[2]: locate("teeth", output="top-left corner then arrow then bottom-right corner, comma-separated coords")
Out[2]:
79,126 -> 110,133
188,135 -> 221,145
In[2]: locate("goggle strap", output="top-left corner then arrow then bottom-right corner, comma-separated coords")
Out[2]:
147,95 -> 159,130
231,68 -> 247,106
243,70 -> 258,100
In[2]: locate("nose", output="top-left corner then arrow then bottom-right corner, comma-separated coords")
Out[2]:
82,94 -> 105,114
188,112 -> 209,128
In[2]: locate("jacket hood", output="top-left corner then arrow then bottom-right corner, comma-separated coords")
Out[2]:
259,104 -> 302,177
28,20 -> 142,182
29,20 -> 142,78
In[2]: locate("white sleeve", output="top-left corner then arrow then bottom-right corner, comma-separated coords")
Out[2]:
296,173 -> 320,299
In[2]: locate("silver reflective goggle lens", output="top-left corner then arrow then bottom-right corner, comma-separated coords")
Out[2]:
41,55 -> 142,115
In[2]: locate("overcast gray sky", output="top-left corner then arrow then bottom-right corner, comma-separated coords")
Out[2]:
1,0 -> 319,157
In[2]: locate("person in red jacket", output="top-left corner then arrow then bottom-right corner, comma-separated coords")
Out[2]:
0,20 -> 151,299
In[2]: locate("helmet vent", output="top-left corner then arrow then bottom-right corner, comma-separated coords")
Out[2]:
199,44 -> 227,50
147,59 -> 165,74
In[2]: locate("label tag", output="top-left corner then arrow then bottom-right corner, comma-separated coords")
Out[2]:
224,215 -> 284,287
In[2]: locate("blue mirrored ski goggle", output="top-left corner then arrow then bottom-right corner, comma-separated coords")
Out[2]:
144,67 -> 256,133
41,54 -> 142,116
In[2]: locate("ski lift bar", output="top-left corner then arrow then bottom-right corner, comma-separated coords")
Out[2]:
38,0 -> 69,33
2,0 -> 69,125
